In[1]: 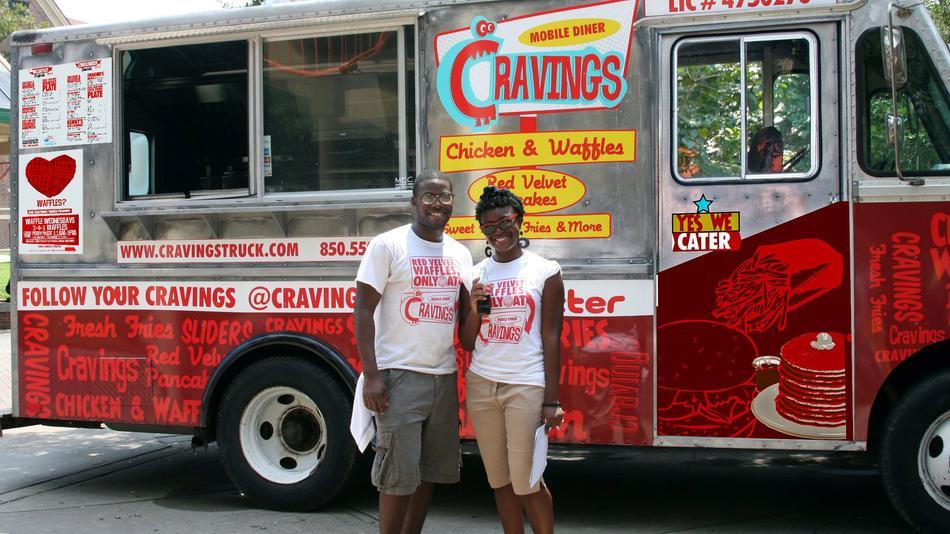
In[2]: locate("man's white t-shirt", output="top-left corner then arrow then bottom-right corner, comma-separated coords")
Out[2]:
469,250 -> 561,387
356,224 -> 473,374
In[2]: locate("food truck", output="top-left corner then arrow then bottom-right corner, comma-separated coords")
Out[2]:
2,0 -> 949,530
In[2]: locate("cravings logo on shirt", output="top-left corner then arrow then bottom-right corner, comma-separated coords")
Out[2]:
401,257 -> 462,326
480,278 -> 537,344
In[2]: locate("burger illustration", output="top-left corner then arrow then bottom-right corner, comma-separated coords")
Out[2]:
657,320 -> 759,438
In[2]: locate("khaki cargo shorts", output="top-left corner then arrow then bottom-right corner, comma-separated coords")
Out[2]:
465,370 -> 545,495
371,369 -> 460,496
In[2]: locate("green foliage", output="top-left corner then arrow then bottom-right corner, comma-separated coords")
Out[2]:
869,96 -> 941,171
677,62 -> 743,177
0,262 -> 9,302
926,0 -> 950,44
0,3 -> 44,60
771,73 -> 812,173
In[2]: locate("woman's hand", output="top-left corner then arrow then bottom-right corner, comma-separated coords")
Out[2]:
469,277 -> 489,316
543,405 -> 564,430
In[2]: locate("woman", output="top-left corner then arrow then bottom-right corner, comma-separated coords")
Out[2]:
461,186 -> 565,534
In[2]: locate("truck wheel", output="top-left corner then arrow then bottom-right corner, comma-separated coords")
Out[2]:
880,369 -> 950,533
216,357 -> 356,511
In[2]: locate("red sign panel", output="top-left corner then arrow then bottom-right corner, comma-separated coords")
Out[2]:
19,307 -> 654,446
21,214 -> 79,246
658,203 -> 853,440
853,202 -> 950,440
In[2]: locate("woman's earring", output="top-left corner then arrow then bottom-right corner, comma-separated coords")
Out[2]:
484,241 -> 493,257
518,231 -> 529,249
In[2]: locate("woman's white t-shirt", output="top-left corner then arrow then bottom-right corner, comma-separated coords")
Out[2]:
469,250 -> 561,387
356,224 -> 473,374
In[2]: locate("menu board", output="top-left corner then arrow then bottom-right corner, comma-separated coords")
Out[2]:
19,59 -> 112,149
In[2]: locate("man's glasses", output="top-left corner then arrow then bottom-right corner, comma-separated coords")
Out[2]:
480,214 -> 519,235
419,192 -> 455,205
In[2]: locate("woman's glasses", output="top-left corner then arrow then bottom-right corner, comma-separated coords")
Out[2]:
419,192 -> 455,205
480,214 -> 519,235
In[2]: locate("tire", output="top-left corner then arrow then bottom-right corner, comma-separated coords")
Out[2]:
216,356 -> 356,511
879,369 -> 950,533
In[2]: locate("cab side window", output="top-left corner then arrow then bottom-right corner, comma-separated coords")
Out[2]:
674,33 -> 818,181
262,29 -> 415,193
857,28 -> 950,176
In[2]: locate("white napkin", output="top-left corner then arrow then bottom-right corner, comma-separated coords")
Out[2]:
349,374 -> 376,452
529,425 -> 548,487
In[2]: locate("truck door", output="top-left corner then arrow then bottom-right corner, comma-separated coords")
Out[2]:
655,23 -> 853,445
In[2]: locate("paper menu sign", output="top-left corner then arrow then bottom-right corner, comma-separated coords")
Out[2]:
19,59 -> 113,149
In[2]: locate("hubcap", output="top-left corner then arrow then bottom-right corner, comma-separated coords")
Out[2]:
918,410 -> 950,510
239,386 -> 328,484
280,406 -> 322,454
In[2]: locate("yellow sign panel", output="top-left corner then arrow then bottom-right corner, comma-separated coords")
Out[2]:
468,169 -> 587,214
671,212 -> 741,233
518,18 -> 621,47
446,213 -> 611,241
440,130 -> 636,173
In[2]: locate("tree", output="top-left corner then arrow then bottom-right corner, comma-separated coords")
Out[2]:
927,0 -> 949,44
0,2 -> 45,60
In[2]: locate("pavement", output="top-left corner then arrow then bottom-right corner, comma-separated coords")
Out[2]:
0,328 -> 914,533
0,427 -> 912,534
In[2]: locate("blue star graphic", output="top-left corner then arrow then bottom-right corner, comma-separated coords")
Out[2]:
693,195 -> 713,213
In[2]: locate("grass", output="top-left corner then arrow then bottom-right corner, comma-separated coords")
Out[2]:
0,262 -> 9,301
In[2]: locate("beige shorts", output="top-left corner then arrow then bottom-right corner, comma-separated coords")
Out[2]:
465,370 -> 545,495
371,369 -> 460,496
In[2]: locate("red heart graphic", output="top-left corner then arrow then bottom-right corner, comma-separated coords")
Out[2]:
26,154 -> 76,198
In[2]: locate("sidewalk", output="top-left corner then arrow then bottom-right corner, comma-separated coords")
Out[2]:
0,329 -> 10,414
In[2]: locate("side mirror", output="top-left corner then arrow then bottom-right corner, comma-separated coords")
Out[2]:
886,113 -> 903,149
882,26 -> 908,89
882,3 -> 921,185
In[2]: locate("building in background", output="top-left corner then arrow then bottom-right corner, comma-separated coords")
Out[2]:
0,0 -> 70,307
21,0 -> 70,26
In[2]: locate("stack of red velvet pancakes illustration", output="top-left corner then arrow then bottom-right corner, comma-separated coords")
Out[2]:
750,331 -> 847,439
775,332 -> 847,429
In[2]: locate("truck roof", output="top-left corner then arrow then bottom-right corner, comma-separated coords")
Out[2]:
10,0 -> 870,48
10,0 -> 506,46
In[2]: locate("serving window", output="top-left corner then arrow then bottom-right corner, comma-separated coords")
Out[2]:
122,41 -> 250,200
120,24 -> 417,203
673,32 -> 818,182
263,29 -> 414,193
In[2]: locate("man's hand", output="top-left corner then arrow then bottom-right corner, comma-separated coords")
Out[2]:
362,373 -> 389,414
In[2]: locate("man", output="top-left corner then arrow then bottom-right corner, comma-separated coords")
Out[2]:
354,170 -> 474,534
748,126 -> 785,173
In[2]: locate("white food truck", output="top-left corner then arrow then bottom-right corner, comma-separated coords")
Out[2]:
3,0 -> 950,531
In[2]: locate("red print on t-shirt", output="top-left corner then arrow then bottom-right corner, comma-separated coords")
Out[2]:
479,278 -> 537,344
401,257 -> 461,326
